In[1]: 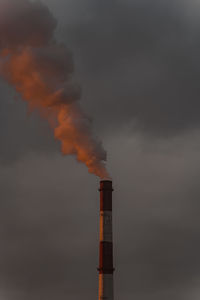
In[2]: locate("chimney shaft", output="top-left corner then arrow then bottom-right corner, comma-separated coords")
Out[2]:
98,180 -> 114,300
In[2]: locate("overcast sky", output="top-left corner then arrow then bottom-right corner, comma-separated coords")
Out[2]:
1,0 -> 200,299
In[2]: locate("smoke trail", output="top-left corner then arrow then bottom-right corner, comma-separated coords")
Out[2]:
0,0 -> 109,178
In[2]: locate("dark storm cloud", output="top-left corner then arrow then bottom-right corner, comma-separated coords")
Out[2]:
57,0 -> 200,137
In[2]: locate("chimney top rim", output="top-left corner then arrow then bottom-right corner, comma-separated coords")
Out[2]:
100,180 -> 112,183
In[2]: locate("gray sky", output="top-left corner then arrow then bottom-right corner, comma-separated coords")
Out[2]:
1,0 -> 200,299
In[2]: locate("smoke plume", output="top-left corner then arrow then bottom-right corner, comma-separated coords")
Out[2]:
0,0 -> 109,178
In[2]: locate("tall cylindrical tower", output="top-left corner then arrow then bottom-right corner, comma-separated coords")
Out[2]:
98,180 -> 114,300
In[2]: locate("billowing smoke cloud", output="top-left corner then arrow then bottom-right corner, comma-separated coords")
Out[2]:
0,0 -> 109,178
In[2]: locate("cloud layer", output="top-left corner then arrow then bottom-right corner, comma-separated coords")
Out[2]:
59,0 -> 200,137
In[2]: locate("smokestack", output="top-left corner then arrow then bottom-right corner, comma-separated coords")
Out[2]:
98,180 -> 114,300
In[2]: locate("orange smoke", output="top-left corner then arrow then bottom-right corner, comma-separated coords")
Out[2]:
0,0 -> 109,178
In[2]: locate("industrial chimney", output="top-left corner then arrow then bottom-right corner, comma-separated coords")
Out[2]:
98,180 -> 114,300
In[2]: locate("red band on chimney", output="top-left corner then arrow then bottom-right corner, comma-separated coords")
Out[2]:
99,180 -> 113,211
98,241 -> 114,274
